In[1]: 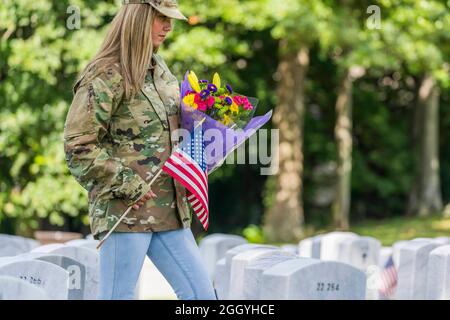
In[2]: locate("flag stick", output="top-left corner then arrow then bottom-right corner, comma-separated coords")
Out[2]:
96,168 -> 163,250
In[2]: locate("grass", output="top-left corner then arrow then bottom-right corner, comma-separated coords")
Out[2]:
293,214 -> 450,247
350,214 -> 450,246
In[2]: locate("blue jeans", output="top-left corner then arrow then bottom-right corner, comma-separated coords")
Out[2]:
98,228 -> 217,300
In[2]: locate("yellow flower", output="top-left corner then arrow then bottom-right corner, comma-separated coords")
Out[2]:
212,72 -> 221,88
222,114 -> 231,126
183,94 -> 198,109
230,102 -> 239,114
183,93 -> 195,106
188,71 -> 201,93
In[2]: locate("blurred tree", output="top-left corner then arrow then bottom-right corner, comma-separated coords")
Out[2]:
379,0 -> 449,216
261,0 -> 332,242
314,0 -> 391,229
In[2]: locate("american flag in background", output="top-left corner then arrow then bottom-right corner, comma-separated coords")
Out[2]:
379,255 -> 398,299
162,123 -> 209,231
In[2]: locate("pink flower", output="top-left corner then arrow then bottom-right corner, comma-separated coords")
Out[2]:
206,96 -> 215,109
232,95 -> 252,110
197,103 -> 207,111
233,96 -> 244,105
194,93 -> 207,112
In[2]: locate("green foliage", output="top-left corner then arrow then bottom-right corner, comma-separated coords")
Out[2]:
292,214 -> 450,247
242,224 -> 265,244
0,0 -> 118,234
351,214 -> 450,246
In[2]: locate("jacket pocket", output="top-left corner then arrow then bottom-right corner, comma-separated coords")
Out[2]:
127,96 -> 164,140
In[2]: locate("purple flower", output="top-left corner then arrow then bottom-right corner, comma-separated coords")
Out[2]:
226,84 -> 233,94
225,97 -> 233,105
207,84 -> 218,93
200,89 -> 210,99
199,79 -> 209,84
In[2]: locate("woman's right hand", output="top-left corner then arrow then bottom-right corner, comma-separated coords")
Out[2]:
132,190 -> 157,210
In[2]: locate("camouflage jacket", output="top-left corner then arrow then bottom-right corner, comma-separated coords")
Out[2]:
63,53 -> 192,240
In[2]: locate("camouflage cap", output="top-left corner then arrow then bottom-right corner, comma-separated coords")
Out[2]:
122,0 -> 188,21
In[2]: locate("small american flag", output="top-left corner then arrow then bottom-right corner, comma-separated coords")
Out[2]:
379,255 -> 398,299
162,122 -> 209,231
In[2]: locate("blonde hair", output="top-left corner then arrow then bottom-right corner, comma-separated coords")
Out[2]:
78,4 -> 156,99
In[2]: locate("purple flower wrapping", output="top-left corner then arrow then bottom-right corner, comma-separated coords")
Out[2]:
179,71 -> 273,173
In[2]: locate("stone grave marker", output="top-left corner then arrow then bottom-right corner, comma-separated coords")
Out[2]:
396,240 -> 439,300
242,250 -> 298,299
0,276 -> 49,300
425,245 -> 450,300
338,236 -> 381,270
199,233 -> 247,280
259,258 -> 366,300
320,232 -> 359,261
32,244 -> 99,299
0,257 -> 68,299
228,247 -> 281,299
0,234 -> 39,257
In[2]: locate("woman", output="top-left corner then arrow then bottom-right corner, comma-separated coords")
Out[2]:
63,0 -> 217,300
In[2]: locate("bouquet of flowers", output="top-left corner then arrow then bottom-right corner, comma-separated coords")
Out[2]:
179,70 -> 273,173
181,71 -> 258,129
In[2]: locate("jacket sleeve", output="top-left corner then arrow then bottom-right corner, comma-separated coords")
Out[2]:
63,68 -> 151,207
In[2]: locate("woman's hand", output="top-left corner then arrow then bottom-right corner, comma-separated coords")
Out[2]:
132,190 -> 157,210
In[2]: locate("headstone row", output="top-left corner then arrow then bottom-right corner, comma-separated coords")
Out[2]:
0,234 -> 99,300
199,233 -> 367,300
394,237 -> 450,300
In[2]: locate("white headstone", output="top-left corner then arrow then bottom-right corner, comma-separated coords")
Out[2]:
19,252 -> 87,300
298,235 -> 322,258
0,234 -> 39,257
0,258 -> 69,299
32,244 -> 99,299
338,236 -> 381,270
298,238 -> 313,258
0,276 -> 49,300
225,244 -> 278,267
320,232 -> 358,261
260,258 -> 366,300
392,240 -> 408,269
242,251 -> 298,299
214,244 -> 277,300
396,240 -> 439,300
425,245 -> 450,300
199,233 -> 248,280
228,248 -> 280,299
213,258 -> 227,300
433,237 -> 450,245
409,237 -> 450,246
